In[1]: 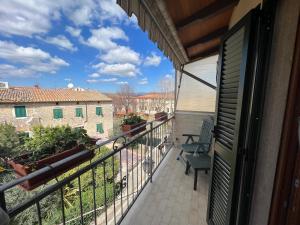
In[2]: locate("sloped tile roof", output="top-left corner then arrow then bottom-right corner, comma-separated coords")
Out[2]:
0,87 -> 112,103
136,92 -> 174,100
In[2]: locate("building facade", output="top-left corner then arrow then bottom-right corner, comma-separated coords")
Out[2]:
0,85 -> 113,138
135,92 -> 174,115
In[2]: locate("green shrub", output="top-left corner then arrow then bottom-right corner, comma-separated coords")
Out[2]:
121,114 -> 144,125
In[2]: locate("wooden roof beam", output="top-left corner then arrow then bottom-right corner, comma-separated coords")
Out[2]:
184,26 -> 228,49
189,46 -> 220,61
175,0 -> 238,31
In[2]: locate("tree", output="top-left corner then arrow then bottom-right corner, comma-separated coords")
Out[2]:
156,76 -> 175,112
116,84 -> 136,114
0,123 -> 21,158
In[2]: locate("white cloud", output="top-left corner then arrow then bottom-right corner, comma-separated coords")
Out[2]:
0,40 -> 69,77
0,1 -> 59,37
86,79 -> 98,83
0,64 -> 35,78
101,78 -> 117,82
64,78 -> 72,82
116,81 -> 128,85
0,0 -> 133,37
165,74 -> 173,79
93,62 -> 140,77
100,46 -> 140,64
139,77 -> 148,85
84,27 -> 128,51
66,26 -> 81,37
86,78 -> 118,83
88,73 -> 101,78
144,52 -> 162,66
42,35 -> 77,52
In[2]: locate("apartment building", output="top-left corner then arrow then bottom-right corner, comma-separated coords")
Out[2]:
135,92 -> 174,115
0,84 -> 113,138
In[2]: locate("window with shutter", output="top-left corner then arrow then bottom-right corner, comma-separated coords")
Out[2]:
53,108 -> 63,119
96,107 -> 103,116
75,108 -> 83,117
14,106 -> 27,118
96,123 -> 104,133
207,9 -> 259,225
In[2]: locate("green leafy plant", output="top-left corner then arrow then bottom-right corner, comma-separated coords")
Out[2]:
121,114 -> 144,125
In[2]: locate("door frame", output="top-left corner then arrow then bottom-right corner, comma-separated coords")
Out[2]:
268,17 -> 300,225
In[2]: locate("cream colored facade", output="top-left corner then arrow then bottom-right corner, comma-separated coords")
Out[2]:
135,98 -> 174,115
0,101 -> 113,138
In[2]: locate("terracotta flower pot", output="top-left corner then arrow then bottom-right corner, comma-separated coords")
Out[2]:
155,112 -> 168,121
8,145 -> 94,191
121,120 -> 147,137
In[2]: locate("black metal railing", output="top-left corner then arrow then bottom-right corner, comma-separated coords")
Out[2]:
0,115 -> 174,225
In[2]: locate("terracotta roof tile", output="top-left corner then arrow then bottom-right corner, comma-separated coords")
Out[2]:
0,87 -> 112,103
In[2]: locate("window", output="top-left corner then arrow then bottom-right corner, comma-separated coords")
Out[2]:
75,108 -> 83,117
53,108 -> 63,119
14,106 -> 27,118
96,107 -> 103,116
96,123 -> 104,134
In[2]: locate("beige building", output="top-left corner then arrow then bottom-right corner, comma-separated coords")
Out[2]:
0,85 -> 113,138
135,92 -> 175,115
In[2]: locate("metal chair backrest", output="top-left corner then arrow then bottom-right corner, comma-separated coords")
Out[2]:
198,117 -> 214,150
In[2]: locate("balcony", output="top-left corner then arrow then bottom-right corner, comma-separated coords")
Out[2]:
0,112 -> 213,225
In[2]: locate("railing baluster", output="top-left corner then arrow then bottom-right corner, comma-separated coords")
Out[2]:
0,191 -> 7,212
150,122 -> 153,182
119,150 -> 123,216
136,139 -> 139,194
78,176 -> 84,225
36,201 -> 42,225
140,140 -> 143,188
103,162 -> 108,225
92,167 -> 97,225
131,144 -> 134,200
126,146 -> 129,208
60,187 -> 66,225
112,156 -> 116,225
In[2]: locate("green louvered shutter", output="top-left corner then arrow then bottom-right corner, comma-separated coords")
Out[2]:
96,107 -> 103,116
207,9 -> 259,225
75,108 -> 83,117
96,123 -> 104,134
14,106 -> 27,118
53,108 -> 63,119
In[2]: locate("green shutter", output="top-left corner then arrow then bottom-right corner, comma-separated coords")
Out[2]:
53,108 -> 63,119
14,106 -> 26,118
75,108 -> 83,117
96,123 -> 104,134
96,107 -> 103,116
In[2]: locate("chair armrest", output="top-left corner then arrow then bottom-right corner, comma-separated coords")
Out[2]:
182,134 -> 200,137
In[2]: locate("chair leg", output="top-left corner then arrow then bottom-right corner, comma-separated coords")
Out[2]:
194,170 -> 198,191
176,149 -> 184,160
185,161 -> 190,175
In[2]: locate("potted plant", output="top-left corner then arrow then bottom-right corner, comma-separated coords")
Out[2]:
154,111 -> 168,121
121,114 -> 147,137
7,126 -> 95,190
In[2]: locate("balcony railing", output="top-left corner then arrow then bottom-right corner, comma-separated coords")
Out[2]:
0,115 -> 174,225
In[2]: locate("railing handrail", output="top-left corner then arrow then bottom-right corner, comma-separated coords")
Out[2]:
0,115 -> 174,218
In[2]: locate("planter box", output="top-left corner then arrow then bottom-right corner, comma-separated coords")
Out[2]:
8,145 -> 94,191
121,120 -> 147,137
155,112 -> 168,121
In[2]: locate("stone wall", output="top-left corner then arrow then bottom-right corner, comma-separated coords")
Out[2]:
0,101 -> 113,138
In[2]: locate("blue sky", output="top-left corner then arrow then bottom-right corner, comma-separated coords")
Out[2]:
0,0 -> 174,93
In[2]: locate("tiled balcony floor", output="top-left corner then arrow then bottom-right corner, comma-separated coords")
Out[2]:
121,147 -> 209,225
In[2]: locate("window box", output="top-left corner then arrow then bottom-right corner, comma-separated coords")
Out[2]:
7,145 -> 94,191
121,114 -> 147,137
154,112 -> 168,121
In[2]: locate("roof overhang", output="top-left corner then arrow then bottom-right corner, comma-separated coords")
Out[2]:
117,0 -> 238,68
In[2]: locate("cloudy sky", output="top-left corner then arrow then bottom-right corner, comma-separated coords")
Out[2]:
0,0 -> 174,92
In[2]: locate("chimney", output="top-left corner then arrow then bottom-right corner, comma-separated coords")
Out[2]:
0,82 -> 9,89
